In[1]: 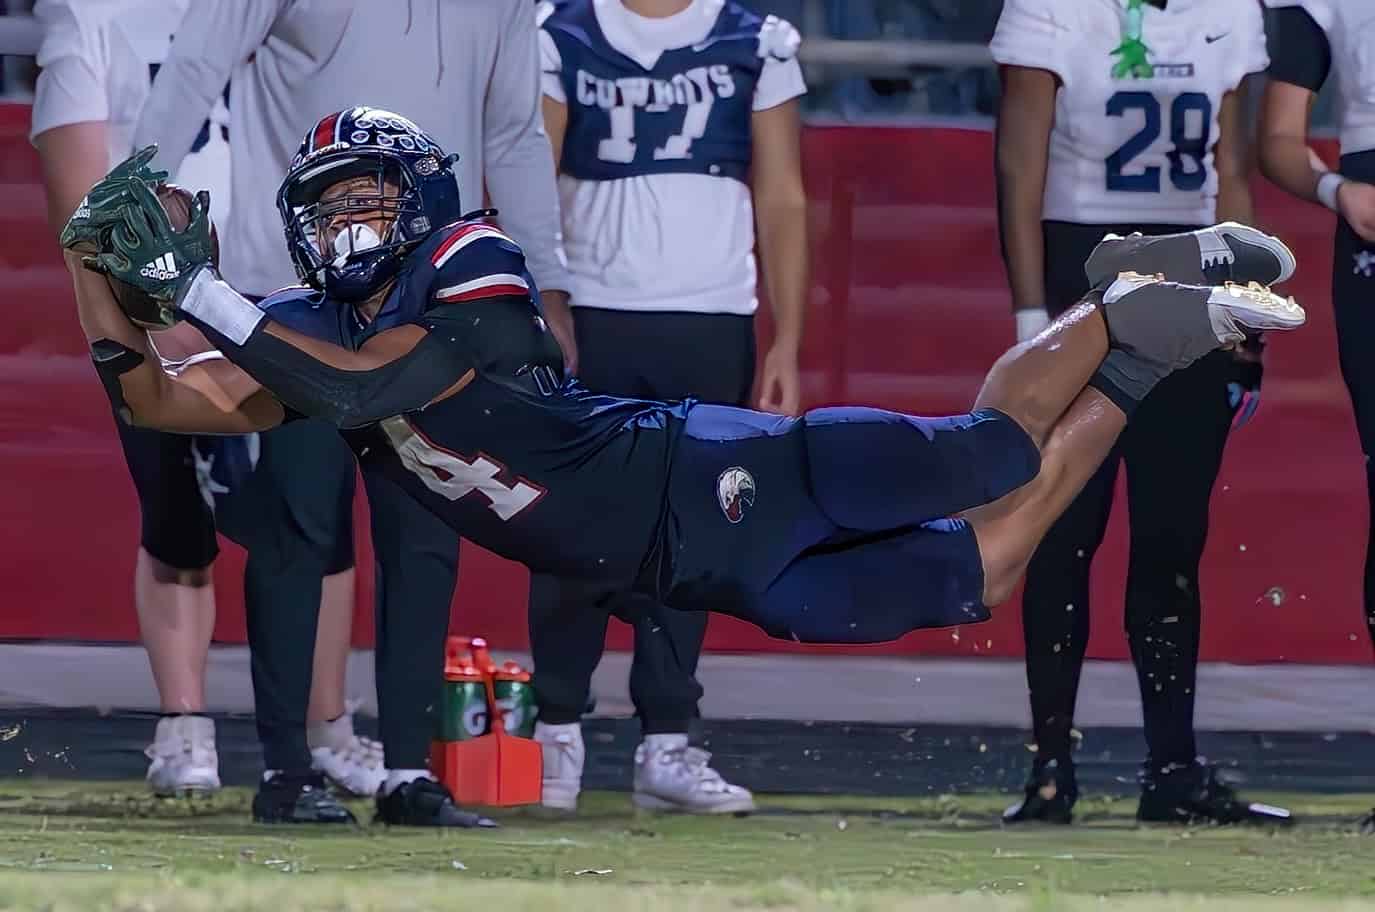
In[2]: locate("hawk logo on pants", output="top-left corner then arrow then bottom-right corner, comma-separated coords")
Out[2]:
717,467 -> 756,524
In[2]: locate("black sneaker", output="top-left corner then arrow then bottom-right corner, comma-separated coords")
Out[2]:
252,771 -> 356,825
1359,809 -> 1375,834
374,777 -> 498,828
1136,760 -> 1292,826
1003,758 -> 1077,825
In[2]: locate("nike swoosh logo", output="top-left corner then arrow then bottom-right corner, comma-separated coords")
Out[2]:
1205,32 -> 1229,43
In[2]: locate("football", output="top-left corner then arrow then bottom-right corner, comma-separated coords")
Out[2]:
106,183 -> 220,328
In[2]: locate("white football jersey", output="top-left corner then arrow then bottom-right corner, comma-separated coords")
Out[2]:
30,0 -> 231,225
539,0 -> 806,316
991,0 -> 1268,225
1265,0 -> 1375,155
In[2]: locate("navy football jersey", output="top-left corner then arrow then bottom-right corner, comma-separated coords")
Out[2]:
542,0 -> 778,182
261,220 -> 687,585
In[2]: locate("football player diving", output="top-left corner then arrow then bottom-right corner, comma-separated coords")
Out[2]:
64,111 -> 1304,799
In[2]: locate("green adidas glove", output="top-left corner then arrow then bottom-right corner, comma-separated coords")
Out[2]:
82,178 -> 214,306
59,145 -> 168,252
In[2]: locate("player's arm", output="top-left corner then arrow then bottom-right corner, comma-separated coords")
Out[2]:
751,97 -> 808,414
1257,6 -> 1352,216
995,65 -> 1056,339
537,6 -> 569,175
484,0 -> 575,370
172,269 -> 473,429
1214,84 -> 1256,226
33,122 -> 109,237
749,19 -> 809,414
1216,2 -> 1271,227
29,1 -> 116,233
131,0 -> 285,173
990,0 -> 1066,341
67,251 -> 285,434
989,0 -> 1063,344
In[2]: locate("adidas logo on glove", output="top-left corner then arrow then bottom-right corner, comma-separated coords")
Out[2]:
140,253 -> 180,281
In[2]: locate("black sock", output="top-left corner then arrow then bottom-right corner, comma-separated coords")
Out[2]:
1088,363 -> 1142,419
1088,347 -> 1177,419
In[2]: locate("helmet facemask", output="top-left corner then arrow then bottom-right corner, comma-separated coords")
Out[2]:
282,155 -> 429,303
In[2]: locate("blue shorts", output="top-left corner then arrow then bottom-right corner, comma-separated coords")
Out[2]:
662,404 -> 1041,643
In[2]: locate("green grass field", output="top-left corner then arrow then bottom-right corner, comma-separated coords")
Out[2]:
1,782 -> 1374,910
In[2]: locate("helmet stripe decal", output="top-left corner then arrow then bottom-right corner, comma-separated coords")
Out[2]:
312,112 -> 341,153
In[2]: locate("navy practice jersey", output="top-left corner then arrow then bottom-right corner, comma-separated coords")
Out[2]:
261,220 -> 688,585
542,0 -> 776,182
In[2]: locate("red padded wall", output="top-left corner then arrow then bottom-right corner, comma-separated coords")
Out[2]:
0,105 -> 1365,663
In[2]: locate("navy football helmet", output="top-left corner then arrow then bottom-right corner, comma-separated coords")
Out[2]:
277,106 -> 463,302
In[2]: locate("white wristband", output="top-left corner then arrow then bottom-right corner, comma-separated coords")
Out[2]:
178,267 -> 266,345
1317,171 -> 1348,213
1015,308 -> 1051,343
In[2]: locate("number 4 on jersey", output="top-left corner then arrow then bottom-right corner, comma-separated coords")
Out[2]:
382,417 -> 544,520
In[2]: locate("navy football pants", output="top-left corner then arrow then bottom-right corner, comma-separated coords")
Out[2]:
664,403 -> 1042,644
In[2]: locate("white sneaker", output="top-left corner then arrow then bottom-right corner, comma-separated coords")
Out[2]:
145,715 -> 220,797
308,710 -> 385,798
632,733 -> 755,815
534,721 -> 584,811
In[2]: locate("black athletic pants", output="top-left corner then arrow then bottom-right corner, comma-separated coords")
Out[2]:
1335,151 -> 1375,650
1022,220 -> 1240,772
213,281 -> 461,774
218,419 -> 460,773
528,307 -> 756,733
215,418 -> 356,774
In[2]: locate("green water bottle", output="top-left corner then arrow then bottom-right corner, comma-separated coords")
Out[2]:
492,661 -> 538,738
438,664 -> 489,741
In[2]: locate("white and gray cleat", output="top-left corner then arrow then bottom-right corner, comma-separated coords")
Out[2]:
1086,222 -> 1297,290
1205,280 -> 1306,344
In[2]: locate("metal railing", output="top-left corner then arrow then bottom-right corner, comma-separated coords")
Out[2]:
0,15 -> 993,67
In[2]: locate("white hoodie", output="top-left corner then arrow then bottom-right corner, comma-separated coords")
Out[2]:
131,0 -> 568,299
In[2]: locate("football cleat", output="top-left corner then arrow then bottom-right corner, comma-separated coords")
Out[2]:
534,721 -> 584,812
1136,760 -> 1292,826
374,776 -> 497,828
1101,273 -> 1305,370
1085,222 -> 1297,290
631,734 -> 756,815
145,715 -> 220,797
252,771 -> 356,825
1002,758 -> 1078,825
1206,281 -> 1306,343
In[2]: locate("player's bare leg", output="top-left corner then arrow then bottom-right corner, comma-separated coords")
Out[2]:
136,550 -> 221,796
307,568 -> 385,798
970,294 -> 1110,449
136,551 -> 215,714
968,388 -> 1125,604
969,274 -> 1305,605
308,569 -> 354,725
